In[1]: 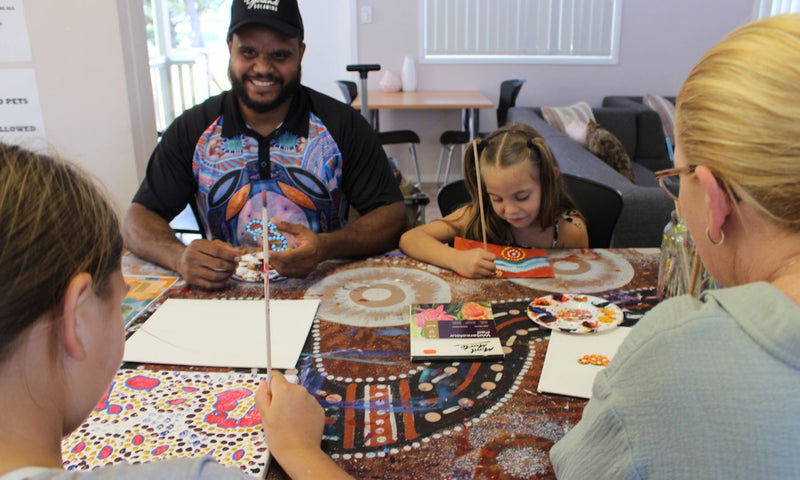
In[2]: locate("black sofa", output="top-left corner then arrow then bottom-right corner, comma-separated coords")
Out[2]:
506,105 -> 675,247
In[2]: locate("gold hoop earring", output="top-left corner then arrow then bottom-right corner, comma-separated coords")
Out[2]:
705,227 -> 725,246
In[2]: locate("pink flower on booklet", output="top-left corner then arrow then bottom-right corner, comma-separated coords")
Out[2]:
412,304 -> 456,327
453,237 -> 554,278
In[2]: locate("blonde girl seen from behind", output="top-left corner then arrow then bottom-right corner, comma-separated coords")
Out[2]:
400,123 -> 588,278
0,143 -> 353,480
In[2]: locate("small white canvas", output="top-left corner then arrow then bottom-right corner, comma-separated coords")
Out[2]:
123,298 -> 318,369
538,327 -> 631,399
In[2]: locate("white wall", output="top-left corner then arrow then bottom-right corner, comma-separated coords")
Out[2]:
355,0 -> 755,181
300,0 -> 357,100
20,1 -> 156,215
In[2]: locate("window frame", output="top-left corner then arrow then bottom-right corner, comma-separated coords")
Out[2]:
754,0 -> 800,18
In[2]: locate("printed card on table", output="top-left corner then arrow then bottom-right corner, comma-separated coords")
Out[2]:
538,327 -> 631,399
121,275 -> 178,327
453,237 -> 554,278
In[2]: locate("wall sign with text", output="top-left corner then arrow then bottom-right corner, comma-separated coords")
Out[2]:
0,69 -> 47,151
0,0 -> 32,62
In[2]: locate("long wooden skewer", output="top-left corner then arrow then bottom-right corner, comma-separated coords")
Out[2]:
473,140 -> 488,249
262,191 -> 272,388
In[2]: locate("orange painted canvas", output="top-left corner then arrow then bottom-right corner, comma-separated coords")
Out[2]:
453,237 -> 554,278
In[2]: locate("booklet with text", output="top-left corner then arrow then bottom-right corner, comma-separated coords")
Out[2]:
409,301 -> 504,362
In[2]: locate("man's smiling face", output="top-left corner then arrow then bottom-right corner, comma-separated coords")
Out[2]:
228,24 -> 305,114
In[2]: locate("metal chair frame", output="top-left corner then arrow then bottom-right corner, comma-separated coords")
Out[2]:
337,72 -> 424,190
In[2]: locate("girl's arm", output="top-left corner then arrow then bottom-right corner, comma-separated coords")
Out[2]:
554,213 -> 590,249
256,373 -> 354,480
399,207 -> 497,278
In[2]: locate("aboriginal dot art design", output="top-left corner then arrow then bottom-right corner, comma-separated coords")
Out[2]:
304,301 -> 542,459
193,112 -> 344,248
62,370 -> 268,477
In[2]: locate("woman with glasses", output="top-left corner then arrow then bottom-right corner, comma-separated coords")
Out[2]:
550,14 -> 800,478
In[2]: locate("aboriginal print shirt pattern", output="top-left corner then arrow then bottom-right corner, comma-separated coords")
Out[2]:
193,113 -> 343,248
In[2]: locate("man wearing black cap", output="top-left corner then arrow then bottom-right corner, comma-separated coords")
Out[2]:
123,0 -> 407,288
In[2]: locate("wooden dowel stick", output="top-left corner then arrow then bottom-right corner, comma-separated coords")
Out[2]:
472,140 -> 488,249
262,191 -> 272,388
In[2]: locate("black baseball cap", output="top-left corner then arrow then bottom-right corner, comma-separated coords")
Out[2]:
227,0 -> 304,40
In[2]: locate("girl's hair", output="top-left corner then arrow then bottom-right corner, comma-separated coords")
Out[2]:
677,13 -> 800,231
0,143 -> 123,362
461,123 -> 578,244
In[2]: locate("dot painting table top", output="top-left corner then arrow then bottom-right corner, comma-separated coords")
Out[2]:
72,248 -> 661,479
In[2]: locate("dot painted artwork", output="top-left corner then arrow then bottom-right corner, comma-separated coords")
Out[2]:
61,369 -> 269,476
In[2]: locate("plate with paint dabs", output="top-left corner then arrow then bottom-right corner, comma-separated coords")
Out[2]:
232,251 -> 285,283
526,293 -> 623,333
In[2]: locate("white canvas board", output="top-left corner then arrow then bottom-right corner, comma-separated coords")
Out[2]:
538,327 -> 631,399
124,299 -> 319,369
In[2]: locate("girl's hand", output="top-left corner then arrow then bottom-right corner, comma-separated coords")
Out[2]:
256,372 -> 324,458
255,373 -> 354,479
452,248 -> 497,278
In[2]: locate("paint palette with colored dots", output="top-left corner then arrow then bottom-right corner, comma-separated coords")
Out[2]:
526,293 -> 623,333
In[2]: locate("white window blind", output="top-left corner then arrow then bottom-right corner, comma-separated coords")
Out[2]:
423,0 -> 622,64
755,0 -> 800,18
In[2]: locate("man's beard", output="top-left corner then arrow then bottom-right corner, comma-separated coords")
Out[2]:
229,65 -> 302,114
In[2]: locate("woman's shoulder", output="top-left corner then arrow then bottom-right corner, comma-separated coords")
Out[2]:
613,282 -> 798,370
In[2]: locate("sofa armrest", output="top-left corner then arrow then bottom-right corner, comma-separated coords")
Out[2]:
602,95 -> 677,108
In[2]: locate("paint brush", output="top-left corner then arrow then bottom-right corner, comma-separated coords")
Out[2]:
262,191 -> 272,389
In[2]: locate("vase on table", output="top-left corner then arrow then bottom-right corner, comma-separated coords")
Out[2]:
657,210 -> 717,300
401,55 -> 417,92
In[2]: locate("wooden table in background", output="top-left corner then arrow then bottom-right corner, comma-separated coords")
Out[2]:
351,90 -> 495,139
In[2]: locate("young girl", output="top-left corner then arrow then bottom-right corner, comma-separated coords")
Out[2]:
400,123 -> 588,278
0,143 -> 351,480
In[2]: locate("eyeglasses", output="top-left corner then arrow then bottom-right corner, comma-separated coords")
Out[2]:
654,165 -> 697,201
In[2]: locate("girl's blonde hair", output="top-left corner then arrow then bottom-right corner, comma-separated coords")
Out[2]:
0,143 -> 123,362
677,13 -> 800,231
461,123 -> 578,245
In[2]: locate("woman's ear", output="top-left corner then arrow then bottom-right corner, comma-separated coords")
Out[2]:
61,272 -> 94,362
695,165 -> 732,240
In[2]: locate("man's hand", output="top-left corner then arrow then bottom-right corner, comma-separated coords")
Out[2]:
452,248 -> 497,278
269,220 -> 325,278
176,239 -> 241,289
